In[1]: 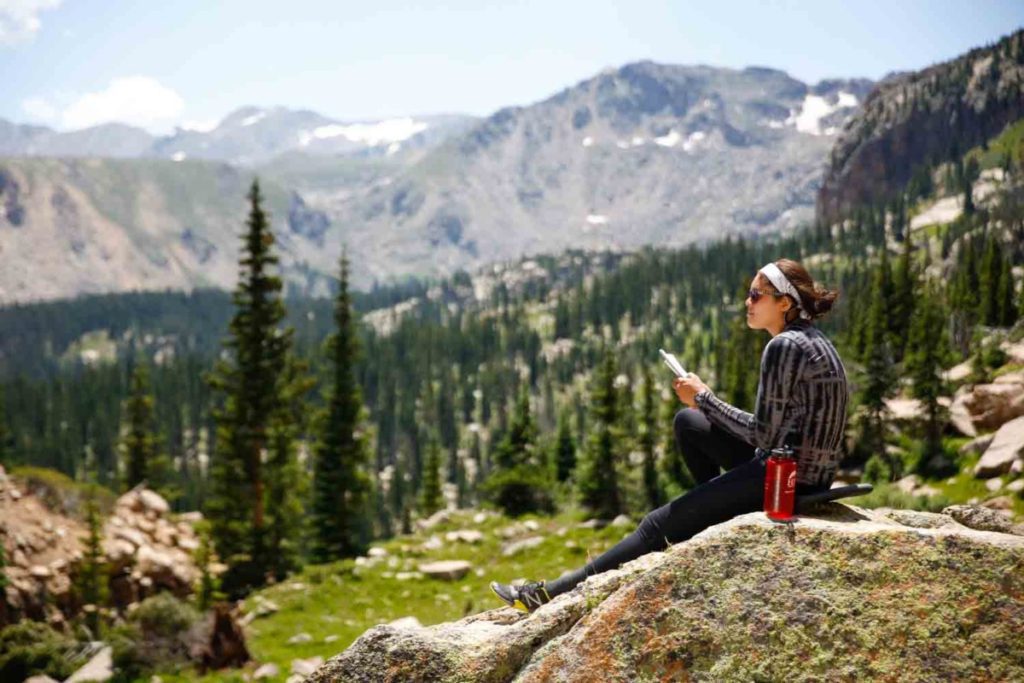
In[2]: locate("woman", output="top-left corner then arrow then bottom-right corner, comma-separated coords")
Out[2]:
490,258 -> 849,612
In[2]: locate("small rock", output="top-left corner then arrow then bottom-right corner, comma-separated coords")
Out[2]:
288,632 -> 313,645
286,676 -> 304,683
388,616 -> 422,629
942,504 -> 1016,534
29,564 -> 52,579
578,519 -> 608,530
9,488 -> 21,500
472,512 -> 488,524
324,635 -> 339,643
65,646 -> 113,683
418,560 -> 472,581
133,489 -> 170,515
611,514 -> 632,527
394,571 -> 423,581
1007,479 -> 1024,493
895,475 -> 920,494
23,676 -> 60,683
501,536 -> 545,557
291,656 -> 324,677
368,547 -> 388,558
524,520 -> 540,532
981,496 -> 1015,511
445,529 -> 483,544
985,478 -> 1004,492
416,509 -> 450,531
253,663 -> 280,679
422,535 -> 444,551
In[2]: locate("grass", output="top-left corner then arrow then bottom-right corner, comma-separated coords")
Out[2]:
154,509 -> 635,682
966,117 -> 1024,170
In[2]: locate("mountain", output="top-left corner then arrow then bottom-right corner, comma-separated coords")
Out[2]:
293,63 -> 872,285
0,121 -> 155,158
0,63 -> 871,302
818,28 -> 1024,222
0,109 -> 478,166
0,157 -> 341,302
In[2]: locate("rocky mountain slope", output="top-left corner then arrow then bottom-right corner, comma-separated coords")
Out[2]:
314,63 -> 871,284
0,63 -> 870,303
818,28 -> 1024,222
0,109 -> 477,166
0,157 -> 346,302
310,503 -> 1024,682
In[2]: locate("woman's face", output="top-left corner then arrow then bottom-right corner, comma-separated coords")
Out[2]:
745,273 -> 791,331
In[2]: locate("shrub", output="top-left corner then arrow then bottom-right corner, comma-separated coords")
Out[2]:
0,621 -> 79,681
110,593 -> 202,682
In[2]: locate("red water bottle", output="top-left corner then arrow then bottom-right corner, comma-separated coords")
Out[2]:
764,445 -> 797,522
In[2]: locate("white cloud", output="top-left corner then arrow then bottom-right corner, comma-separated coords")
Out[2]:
0,0 -> 61,46
60,77 -> 185,131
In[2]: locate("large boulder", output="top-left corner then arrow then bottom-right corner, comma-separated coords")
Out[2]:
974,415 -> 1024,478
951,381 -> 1024,435
309,504 -> 1024,682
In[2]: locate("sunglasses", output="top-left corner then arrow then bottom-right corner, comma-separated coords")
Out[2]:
747,288 -> 782,303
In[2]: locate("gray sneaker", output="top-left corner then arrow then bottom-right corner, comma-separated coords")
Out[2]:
489,580 -> 551,612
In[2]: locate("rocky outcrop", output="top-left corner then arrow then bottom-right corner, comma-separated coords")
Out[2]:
102,487 -> 206,608
0,474 -> 208,625
973,414 -> 1024,478
818,28 -> 1024,222
949,378 -> 1024,436
310,503 -> 1024,682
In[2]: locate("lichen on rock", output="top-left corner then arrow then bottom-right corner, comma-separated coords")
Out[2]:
309,503 -> 1024,682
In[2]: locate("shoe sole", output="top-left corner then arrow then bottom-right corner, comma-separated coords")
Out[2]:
489,582 -> 530,612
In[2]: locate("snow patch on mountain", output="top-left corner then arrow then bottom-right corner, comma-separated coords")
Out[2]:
786,92 -> 858,135
299,118 -> 429,148
241,111 -> 266,127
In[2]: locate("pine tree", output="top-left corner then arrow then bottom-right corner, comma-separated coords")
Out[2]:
194,521 -> 222,611
311,254 -> 373,563
484,386 -> 552,515
577,351 -> 623,518
979,233 -> 1001,326
554,409 -> 576,484
905,279 -> 953,472
659,385 -> 694,496
120,364 -> 172,496
890,233 -> 917,362
854,259 -> 897,470
639,364 -> 662,510
79,486 -> 107,636
206,180 -> 306,594
419,433 -> 443,517
0,384 -> 10,466
996,253 -> 1017,327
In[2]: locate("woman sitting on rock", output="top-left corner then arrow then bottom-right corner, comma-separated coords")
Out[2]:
491,258 -> 850,612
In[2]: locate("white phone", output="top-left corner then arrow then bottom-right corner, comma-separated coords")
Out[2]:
659,349 -> 688,378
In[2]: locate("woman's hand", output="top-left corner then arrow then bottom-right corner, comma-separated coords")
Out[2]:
673,373 -> 711,408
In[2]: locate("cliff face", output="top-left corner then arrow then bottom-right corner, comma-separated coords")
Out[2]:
309,503 -> 1024,683
817,29 -> 1024,223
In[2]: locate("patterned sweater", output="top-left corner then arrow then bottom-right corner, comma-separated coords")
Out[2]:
695,319 -> 849,487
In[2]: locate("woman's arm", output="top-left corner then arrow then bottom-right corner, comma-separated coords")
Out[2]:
694,335 -> 806,450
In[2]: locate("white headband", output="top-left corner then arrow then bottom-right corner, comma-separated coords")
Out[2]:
758,263 -> 812,320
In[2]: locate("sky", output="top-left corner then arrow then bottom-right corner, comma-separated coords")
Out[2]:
2,0 -> 1022,134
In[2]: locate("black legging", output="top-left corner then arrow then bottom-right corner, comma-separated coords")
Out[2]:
545,408 -> 825,598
